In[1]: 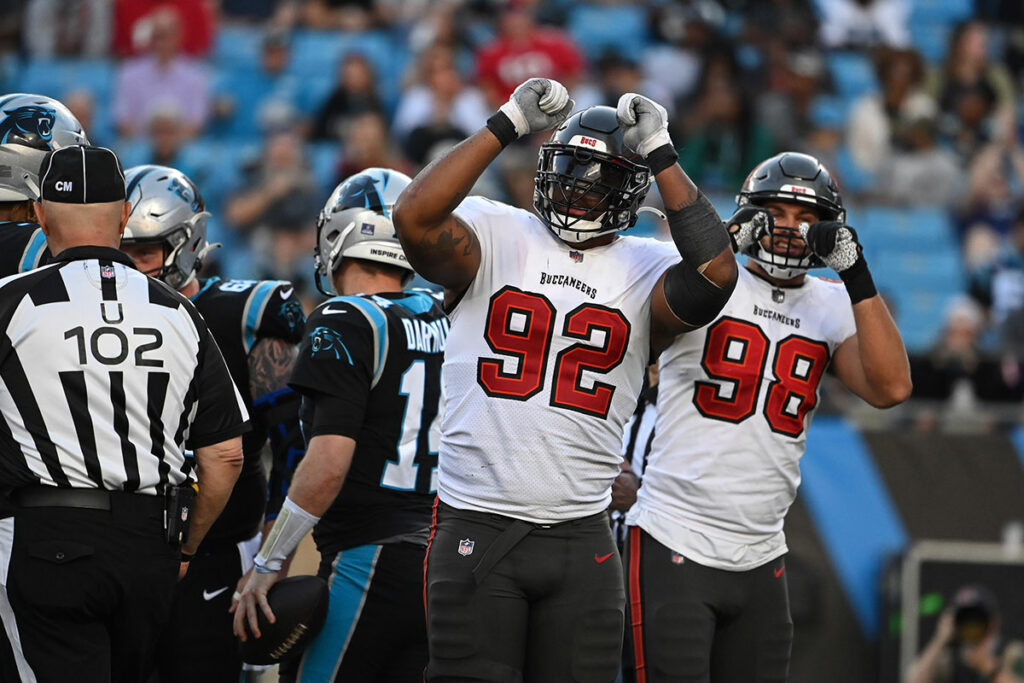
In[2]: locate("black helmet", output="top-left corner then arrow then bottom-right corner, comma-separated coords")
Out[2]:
534,106 -> 652,244
736,152 -> 845,278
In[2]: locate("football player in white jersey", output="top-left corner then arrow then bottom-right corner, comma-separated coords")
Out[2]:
624,151 -> 912,683
393,78 -> 737,681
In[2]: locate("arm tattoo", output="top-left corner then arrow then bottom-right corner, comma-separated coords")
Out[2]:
418,217 -> 480,264
248,337 -> 299,398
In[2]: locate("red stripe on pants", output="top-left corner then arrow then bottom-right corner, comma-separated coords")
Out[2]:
628,526 -> 646,683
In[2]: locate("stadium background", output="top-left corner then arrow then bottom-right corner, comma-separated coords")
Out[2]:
4,0 -> 1024,679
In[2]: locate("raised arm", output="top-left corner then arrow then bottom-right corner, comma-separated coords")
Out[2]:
801,222 -> 912,407
393,78 -> 573,298
614,93 -> 738,353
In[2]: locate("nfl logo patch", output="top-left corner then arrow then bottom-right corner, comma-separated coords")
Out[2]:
360,223 -> 375,235
458,539 -> 475,557
772,288 -> 785,304
100,265 -> 115,279
569,250 -> 583,263
670,552 -> 686,565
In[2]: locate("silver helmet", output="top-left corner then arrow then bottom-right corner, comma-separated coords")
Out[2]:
0,93 -> 89,202
122,165 -> 218,290
314,167 -> 414,296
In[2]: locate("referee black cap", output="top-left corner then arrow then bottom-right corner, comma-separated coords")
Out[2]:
39,145 -> 126,204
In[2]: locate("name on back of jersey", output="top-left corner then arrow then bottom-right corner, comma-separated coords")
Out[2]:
402,317 -> 449,353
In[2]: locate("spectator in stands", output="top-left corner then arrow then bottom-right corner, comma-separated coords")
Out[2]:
676,47 -> 774,192
113,7 -> 210,139
876,108 -> 964,208
817,0 -> 911,50
928,20 -> 1017,163
641,3 -> 719,105
475,1 -> 585,110
582,51 -> 673,115
908,584 -> 1024,683
757,46 -> 829,153
147,108 -> 188,168
337,111 -> 409,182
224,130 -> 320,285
310,52 -> 384,143
958,143 -> 1024,239
970,203 -> 1024,355
212,26 -> 302,140
909,296 -> 986,403
113,0 -> 214,57
392,43 -> 488,148
23,0 -> 111,56
846,48 -> 936,174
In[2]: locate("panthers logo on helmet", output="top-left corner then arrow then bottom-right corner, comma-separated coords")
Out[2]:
310,325 -> 352,363
0,106 -> 57,149
335,173 -> 386,214
167,175 -> 203,212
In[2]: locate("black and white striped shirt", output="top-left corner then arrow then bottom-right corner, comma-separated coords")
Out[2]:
0,246 -> 249,496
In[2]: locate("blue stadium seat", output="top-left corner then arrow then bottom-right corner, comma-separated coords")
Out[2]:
212,26 -> 265,69
307,142 -> 340,196
910,0 -> 972,23
910,20 -> 953,64
858,206 -> 957,254
826,51 -> 879,100
567,4 -> 648,62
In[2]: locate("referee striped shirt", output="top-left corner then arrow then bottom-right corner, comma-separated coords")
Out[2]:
0,246 -> 249,496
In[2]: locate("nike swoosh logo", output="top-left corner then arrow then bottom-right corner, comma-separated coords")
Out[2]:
203,586 -> 230,601
774,566 -> 785,578
322,306 -> 347,315
595,552 -> 615,564
279,287 -> 294,300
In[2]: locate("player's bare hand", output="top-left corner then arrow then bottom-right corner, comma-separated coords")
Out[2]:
499,78 -> 574,138
233,568 -> 279,641
724,206 -> 773,253
229,567 -> 254,614
610,460 -> 640,512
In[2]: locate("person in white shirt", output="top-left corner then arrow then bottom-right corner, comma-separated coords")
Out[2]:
625,151 -> 912,683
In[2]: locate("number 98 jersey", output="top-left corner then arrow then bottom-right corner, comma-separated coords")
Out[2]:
628,266 -> 856,570
441,197 -> 679,525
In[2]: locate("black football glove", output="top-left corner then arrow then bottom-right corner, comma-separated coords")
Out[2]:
799,221 -> 877,303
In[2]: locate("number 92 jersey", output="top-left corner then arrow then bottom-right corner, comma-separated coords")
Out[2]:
289,289 -> 447,554
441,197 -> 679,525
628,265 -> 856,570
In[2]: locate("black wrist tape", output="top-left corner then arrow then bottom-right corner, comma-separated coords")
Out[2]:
646,143 -> 678,175
667,192 -> 731,267
839,256 -> 876,304
180,551 -> 194,562
486,111 -> 518,148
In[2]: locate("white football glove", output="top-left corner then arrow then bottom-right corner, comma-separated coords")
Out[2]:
615,92 -> 673,158
498,78 -> 574,138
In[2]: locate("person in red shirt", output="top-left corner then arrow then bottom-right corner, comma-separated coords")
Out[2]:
113,0 -> 215,57
475,2 -> 585,110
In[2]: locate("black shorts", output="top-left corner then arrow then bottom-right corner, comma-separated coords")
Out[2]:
1,497 -> 178,683
425,501 -> 625,683
623,526 -> 792,683
155,537 -> 255,682
280,541 -> 428,682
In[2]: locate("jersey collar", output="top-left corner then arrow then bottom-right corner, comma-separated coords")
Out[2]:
51,246 -> 138,268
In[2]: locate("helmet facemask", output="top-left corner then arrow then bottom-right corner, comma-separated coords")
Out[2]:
535,144 -> 650,244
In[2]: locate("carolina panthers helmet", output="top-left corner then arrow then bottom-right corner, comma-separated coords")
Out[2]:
315,167 -> 414,296
0,93 -> 89,202
122,165 -> 218,290
736,151 -> 845,279
534,105 -> 652,244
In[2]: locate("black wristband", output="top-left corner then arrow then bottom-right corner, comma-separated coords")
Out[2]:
486,111 -> 518,148
839,256 -> 877,305
180,551 -> 194,563
646,143 -> 678,175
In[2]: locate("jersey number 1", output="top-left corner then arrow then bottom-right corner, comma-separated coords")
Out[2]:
693,317 -> 829,437
477,286 -> 630,419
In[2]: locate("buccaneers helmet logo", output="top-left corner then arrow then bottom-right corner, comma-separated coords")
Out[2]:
0,106 -> 57,148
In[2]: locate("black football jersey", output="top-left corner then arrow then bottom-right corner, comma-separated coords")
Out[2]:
0,222 -> 50,277
191,277 -> 306,543
290,289 -> 447,554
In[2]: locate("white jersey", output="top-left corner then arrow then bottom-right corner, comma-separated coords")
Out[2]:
627,266 -> 856,570
440,196 -> 679,524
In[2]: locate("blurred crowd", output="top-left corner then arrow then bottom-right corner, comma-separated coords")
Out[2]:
5,0 -> 1024,418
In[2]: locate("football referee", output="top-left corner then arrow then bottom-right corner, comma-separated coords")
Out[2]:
0,145 -> 249,682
